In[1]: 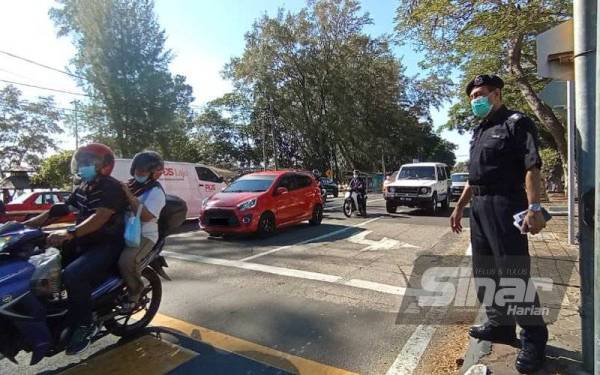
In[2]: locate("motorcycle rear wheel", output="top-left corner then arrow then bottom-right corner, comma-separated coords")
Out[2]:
105,267 -> 162,337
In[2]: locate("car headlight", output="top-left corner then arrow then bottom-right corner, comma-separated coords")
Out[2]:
419,187 -> 430,194
201,198 -> 210,209
238,198 -> 257,211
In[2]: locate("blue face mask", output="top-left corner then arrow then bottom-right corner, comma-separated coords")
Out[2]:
471,96 -> 493,118
78,165 -> 97,182
134,175 -> 149,184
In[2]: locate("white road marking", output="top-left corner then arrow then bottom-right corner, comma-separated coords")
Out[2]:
162,250 -> 407,296
385,242 -> 472,375
240,217 -> 381,262
385,324 -> 437,375
347,230 -> 419,252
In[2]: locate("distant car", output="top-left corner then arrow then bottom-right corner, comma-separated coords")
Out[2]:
450,172 -> 469,201
0,191 -> 75,224
319,178 -> 339,198
383,162 -> 451,215
199,170 -> 324,237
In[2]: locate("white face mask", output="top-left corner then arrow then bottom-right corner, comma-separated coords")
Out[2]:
353,174 -> 358,178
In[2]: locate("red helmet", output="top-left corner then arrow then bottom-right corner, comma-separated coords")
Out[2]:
71,143 -> 115,176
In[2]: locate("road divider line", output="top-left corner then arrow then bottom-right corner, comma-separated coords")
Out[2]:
162,250 -> 407,296
152,313 -> 359,375
385,242 -> 472,375
240,217 -> 381,261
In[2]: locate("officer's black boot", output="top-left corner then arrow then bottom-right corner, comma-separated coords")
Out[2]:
515,325 -> 548,374
469,322 -> 517,344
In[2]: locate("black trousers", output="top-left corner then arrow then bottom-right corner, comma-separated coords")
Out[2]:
470,192 -> 547,342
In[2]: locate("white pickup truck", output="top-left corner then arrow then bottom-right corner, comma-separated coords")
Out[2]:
383,162 -> 451,215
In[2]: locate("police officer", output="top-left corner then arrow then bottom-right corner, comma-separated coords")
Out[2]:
450,75 -> 548,373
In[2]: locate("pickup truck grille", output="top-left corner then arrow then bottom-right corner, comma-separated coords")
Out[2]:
388,186 -> 420,194
203,209 -> 239,227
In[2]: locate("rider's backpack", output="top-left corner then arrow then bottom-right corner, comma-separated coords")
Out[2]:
158,195 -> 188,237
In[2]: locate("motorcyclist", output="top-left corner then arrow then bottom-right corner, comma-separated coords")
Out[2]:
25,143 -> 127,355
349,170 -> 367,215
119,151 -> 166,313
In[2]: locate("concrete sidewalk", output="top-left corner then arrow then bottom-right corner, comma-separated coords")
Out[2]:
462,194 -> 583,374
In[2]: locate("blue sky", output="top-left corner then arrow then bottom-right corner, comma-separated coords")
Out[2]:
0,0 -> 469,161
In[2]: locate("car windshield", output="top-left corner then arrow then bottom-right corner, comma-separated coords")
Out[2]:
9,192 -> 34,204
223,175 -> 276,193
451,174 -> 468,182
397,167 -> 436,180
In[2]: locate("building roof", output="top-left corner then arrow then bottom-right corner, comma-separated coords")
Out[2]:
0,174 -> 32,190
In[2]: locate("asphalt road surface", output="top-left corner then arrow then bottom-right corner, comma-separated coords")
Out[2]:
2,195 -> 473,375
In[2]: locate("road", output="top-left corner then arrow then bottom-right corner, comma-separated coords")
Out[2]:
2,196 -> 473,375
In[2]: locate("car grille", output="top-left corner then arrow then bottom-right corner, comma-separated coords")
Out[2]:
203,209 -> 239,227
388,186 -> 420,194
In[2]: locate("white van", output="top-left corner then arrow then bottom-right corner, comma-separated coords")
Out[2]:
111,159 -> 227,219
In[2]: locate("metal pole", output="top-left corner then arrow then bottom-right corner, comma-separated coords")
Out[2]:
567,80 -> 576,245
595,0 -> 600,370
574,0 -> 597,371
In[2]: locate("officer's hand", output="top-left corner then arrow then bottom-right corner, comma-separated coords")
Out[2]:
522,210 -> 546,235
450,207 -> 463,233
47,230 -> 72,247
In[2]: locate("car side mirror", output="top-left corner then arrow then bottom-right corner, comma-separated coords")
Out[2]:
48,203 -> 71,218
216,176 -> 224,183
276,187 -> 288,196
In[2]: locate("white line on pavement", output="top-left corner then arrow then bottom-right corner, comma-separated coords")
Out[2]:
385,242 -> 472,375
385,324 -> 437,375
240,216 -> 381,262
162,250 -> 407,296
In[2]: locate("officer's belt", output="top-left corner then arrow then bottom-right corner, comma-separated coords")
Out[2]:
470,184 -> 525,196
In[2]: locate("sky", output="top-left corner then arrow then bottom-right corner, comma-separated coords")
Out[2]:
0,0 -> 470,161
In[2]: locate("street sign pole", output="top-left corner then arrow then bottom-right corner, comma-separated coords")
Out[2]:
567,80 -> 576,245
574,0 -> 597,371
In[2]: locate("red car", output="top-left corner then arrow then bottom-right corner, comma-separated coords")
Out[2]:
199,170 -> 324,236
0,191 -> 75,224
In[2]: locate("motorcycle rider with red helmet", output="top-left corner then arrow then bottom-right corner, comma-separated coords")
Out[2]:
25,143 -> 128,355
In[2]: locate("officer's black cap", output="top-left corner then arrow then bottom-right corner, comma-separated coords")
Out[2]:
466,75 -> 504,96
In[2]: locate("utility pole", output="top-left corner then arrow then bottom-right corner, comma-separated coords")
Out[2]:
574,0 -> 597,371
595,0 -> 600,371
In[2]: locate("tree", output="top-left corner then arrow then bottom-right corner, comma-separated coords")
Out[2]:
452,161 -> 469,173
395,0 -> 571,168
50,0 -> 194,158
225,0 -> 456,175
30,150 -> 74,189
0,85 -> 62,170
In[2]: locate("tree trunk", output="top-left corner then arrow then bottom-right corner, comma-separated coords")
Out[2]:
507,35 -> 568,168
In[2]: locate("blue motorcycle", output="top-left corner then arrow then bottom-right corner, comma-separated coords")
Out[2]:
0,196 -> 186,365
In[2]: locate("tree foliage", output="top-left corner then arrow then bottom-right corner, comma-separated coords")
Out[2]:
50,0 -> 194,158
0,85 -> 63,170
223,0 -> 456,176
30,150 -> 74,189
395,0 -> 571,166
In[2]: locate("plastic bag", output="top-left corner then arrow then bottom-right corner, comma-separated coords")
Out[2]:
29,247 -> 62,297
124,191 -> 149,248
124,205 -> 143,248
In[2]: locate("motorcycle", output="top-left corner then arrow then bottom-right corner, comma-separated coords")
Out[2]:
343,190 -> 367,217
0,195 -> 187,365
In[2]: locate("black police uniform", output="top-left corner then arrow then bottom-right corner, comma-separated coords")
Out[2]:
469,104 -> 548,341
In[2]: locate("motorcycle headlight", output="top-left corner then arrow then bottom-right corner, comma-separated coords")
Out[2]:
419,187 -> 430,194
238,198 -> 257,211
